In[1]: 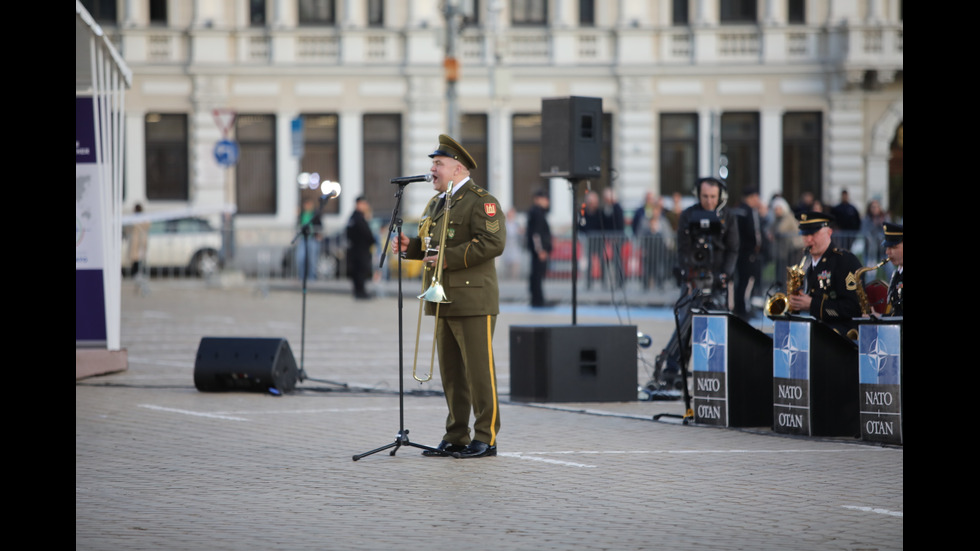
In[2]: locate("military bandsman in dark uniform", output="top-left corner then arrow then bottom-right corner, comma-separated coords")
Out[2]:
392,134 -> 505,459
882,222 -> 903,316
788,211 -> 863,335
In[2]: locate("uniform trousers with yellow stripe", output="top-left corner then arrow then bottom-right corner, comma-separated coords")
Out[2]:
435,314 -> 500,447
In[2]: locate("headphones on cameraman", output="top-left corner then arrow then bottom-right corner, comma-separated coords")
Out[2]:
694,177 -> 729,212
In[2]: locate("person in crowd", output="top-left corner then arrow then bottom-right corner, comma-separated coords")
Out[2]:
346,196 -> 377,299
600,187 -> 627,288
498,207 -> 523,280
526,189 -> 553,307
391,134 -> 505,459
861,198 -> 891,265
633,191 -> 673,290
578,190 -> 603,289
768,196 -> 803,271
295,198 -> 322,281
127,203 -> 150,278
665,191 -> 685,232
882,222 -> 903,316
733,187 -> 765,320
793,191 -> 815,216
830,189 -> 862,249
788,211 -> 863,336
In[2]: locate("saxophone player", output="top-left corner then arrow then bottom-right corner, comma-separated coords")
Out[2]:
882,222 -> 903,316
788,211 -> 863,335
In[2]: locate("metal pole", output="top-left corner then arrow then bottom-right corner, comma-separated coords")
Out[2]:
444,0 -> 460,137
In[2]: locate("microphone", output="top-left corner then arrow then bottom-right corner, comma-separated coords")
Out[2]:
390,174 -> 433,184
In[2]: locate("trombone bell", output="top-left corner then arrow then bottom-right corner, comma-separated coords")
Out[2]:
419,282 -> 450,303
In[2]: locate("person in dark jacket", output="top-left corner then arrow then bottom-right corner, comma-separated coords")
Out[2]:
346,196 -> 377,299
526,189 -> 553,307
788,211 -> 863,335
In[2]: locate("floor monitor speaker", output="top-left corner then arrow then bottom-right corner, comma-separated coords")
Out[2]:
194,337 -> 299,393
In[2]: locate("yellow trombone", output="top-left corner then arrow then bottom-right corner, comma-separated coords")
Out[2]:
413,183 -> 453,382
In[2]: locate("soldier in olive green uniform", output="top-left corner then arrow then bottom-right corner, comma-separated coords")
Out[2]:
393,134 -> 506,459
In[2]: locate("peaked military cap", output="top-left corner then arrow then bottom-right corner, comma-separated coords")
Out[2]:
796,211 -> 834,235
882,222 -> 903,247
429,134 -> 477,170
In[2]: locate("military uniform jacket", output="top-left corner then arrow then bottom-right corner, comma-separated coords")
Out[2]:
405,181 -> 506,317
804,247 -> 863,333
887,268 -> 903,316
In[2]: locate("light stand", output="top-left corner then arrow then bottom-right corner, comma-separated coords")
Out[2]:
353,181 -> 447,460
289,177 -> 347,390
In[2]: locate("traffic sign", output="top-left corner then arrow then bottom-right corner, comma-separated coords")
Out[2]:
214,139 -> 239,167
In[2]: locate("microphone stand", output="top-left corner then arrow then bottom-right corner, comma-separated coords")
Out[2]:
353,182 -> 447,460
290,193 -> 347,390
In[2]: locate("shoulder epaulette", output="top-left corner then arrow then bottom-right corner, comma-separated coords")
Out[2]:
467,182 -> 489,197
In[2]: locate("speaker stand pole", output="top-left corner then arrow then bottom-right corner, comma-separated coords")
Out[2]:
353,182 -> 447,460
570,178 -> 583,326
290,197 -> 347,389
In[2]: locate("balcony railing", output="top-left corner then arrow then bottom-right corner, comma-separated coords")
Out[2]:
110,22 -> 901,71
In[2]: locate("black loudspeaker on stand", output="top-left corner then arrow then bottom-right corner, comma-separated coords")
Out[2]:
194,337 -> 299,394
540,96 -> 603,180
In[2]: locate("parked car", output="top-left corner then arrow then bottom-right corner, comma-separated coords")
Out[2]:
123,217 -> 224,278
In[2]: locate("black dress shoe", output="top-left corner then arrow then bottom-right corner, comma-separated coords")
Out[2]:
421,440 -> 465,457
453,440 -> 497,458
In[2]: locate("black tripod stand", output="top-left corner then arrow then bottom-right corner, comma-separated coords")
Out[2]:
290,194 -> 347,391
652,285 -> 729,423
353,182 -> 446,460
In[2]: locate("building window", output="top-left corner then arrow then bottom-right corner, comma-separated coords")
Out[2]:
368,0 -> 384,27
720,112 -> 760,203
301,114 -> 341,214
782,112 -> 822,209
80,0 -> 117,23
512,113 -> 546,211
250,0 -> 266,26
672,0 -> 689,25
511,0 -> 547,25
460,114 -> 488,190
362,114 -> 401,215
659,113 -> 699,197
235,115 -> 277,215
299,0 -> 336,25
719,0 -> 757,23
460,0 -> 481,26
579,0 -> 595,26
149,0 -> 167,24
145,113 -> 188,201
788,0 -> 805,24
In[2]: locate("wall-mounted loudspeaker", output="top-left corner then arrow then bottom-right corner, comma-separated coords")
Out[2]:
194,337 -> 299,393
539,96 -> 603,180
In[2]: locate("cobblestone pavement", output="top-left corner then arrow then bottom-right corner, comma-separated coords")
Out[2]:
76,278 -> 903,551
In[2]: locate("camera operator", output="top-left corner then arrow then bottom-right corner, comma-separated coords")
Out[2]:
650,177 -> 739,393
676,177 -> 739,310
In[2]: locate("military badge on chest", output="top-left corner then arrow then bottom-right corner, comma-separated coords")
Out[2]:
817,269 -> 836,296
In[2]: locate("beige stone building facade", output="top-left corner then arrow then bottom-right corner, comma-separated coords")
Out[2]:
84,0 -> 903,253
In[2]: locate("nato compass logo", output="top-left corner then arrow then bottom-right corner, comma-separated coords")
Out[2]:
692,316 -> 726,373
859,325 -> 901,385
774,321 -> 810,380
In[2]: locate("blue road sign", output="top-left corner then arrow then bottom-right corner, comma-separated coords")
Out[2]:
214,139 -> 240,166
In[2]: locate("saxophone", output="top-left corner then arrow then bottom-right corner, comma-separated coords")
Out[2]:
846,257 -> 890,316
765,248 -> 810,318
